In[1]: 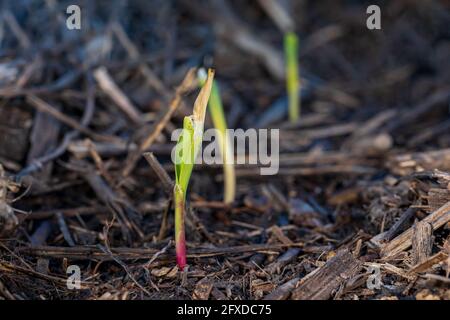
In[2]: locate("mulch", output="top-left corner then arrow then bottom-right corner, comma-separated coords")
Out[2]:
0,0 -> 449,300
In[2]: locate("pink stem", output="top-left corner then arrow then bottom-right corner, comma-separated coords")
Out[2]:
174,187 -> 187,270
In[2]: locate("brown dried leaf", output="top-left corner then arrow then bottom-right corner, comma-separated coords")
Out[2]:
192,278 -> 213,300
193,69 -> 214,123
150,266 -> 178,278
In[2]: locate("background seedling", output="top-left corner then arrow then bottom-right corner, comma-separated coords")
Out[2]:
257,0 -> 300,122
174,69 -> 215,270
284,31 -> 300,122
198,68 -> 236,204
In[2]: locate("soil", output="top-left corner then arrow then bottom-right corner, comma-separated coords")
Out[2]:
0,0 -> 449,300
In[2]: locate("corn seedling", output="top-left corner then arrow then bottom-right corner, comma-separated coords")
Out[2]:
284,31 -> 300,122
197,68 -> 236,204
174,69 -> 215,270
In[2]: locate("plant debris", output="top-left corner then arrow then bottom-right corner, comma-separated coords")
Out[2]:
0,1 -> 449,300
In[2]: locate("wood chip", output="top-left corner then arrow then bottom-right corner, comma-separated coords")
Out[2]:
427,188 -> 450,213
369,208 -> 415,248
388,148 -> 450,176
411,220 -> 433,265
409,251 -> 449,274
264,248 -> 300,274
263,277 -> 299,300
291,249 -> 362,300
211,286 -> 228,300
381,201 -> 450,259
270,225 -> 294,245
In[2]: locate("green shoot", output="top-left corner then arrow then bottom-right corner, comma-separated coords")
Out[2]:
284,31 -> 300,122
174,69 -> 215,270
198,68 -> 236,204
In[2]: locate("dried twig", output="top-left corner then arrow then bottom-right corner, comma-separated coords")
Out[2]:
121,68 -> 197,178
2,11 -> 30,49
56,212 -> 75,247
111,22 -> 169,98
26,95 -> 118,143
19,81 -> 96,176
257,0 -> 294,33
18,243 -> 303,261
143,152 -> 174,195
93,67 -> 144,125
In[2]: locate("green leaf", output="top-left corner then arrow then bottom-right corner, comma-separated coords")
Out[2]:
198,68 -> 236,203
284,31 -> 300,122
174,69 -> 215,196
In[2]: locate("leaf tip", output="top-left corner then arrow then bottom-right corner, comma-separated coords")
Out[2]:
193,68 -> 215,123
